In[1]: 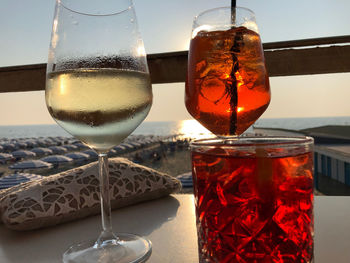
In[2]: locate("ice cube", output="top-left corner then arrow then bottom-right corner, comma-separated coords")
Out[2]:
273,204 -> 312,248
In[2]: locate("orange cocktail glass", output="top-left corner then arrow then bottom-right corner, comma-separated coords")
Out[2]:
186,7 -> 270,136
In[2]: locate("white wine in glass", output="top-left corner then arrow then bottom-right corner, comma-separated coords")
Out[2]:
46,0 -> 152,262
47,68 -> 152,151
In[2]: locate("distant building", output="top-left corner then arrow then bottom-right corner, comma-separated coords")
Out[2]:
314,145 -> 350,188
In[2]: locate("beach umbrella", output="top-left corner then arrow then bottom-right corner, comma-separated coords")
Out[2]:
2,143 -> 17,152
72,142 -> 89,150
33,139 -> 46,147
141,139 -> 153,146
11,150 -> 36,159
35,138 -> 46,145
41,155 -> 73,164
49,137 -> 68,145
60,137 -> 72,144
49,146 -> 68,154
55,136 -> 68,141
114,145 -> 126,151
48,137 -> 60,143
0,153 -> 13,162
129,142 -> 142,148
14,141 -> 28,149
62,144 -> 78,151
36,138 -> 55,147
136,140 -> 148,147
120,143 -> 135,151
65,152 -> 89,161
0,173 -> 43,190
23,140 -> 38,148
107,149 -> 117,157
113,145 -> 126,154
177,172 -> 193,188
82,150 -> 99,159
0,153 -> 12,159
67,139 -> 79,145
31,147 -> 54,156
9,160 -> 53,170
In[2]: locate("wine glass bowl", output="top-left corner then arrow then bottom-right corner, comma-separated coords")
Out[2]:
185,7 -> 270,137
46,0 -> 152,262
46,0 -> 152,153
46,67 -> 152,152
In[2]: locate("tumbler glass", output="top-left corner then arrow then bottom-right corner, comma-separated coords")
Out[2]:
191,136 -> 314,262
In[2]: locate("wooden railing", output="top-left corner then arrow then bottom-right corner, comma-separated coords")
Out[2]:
0,35 -> 349,93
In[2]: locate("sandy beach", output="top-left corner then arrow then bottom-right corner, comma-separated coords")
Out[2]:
1,125 -> 350,195
0,135 -> 193,192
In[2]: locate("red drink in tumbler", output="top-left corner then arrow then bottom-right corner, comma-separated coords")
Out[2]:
191,137 -> 314,263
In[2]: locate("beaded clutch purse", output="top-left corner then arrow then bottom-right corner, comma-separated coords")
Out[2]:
0,158 -> 181,231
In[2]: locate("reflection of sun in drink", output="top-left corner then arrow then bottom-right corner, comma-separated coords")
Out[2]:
136,44 -> 146,56
226,107 -> 244,113
182,39 -> 191,50
179,119 -> 213,139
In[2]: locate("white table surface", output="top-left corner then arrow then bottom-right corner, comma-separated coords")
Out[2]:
0,195 -> 349,263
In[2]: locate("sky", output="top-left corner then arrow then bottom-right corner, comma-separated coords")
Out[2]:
0,0 -> 350,125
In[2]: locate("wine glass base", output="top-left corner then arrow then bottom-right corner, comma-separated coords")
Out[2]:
63,233 -> 152,263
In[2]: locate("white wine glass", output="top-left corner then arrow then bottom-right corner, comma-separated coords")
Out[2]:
45,0 -> 152,262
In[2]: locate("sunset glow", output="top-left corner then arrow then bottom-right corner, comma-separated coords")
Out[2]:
178,119 -> 213,139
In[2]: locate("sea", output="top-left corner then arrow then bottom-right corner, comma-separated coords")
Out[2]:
0,116 -> 350,140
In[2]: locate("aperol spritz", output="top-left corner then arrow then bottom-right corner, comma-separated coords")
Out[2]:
186,7 -> 270,136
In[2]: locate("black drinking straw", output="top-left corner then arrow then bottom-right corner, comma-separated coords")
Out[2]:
228,0 -> 239,135
231,0 -> 236,24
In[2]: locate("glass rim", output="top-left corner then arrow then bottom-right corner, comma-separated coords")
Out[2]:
190,136 -> 314,149
192,6 -> 258,37
194,6 -> 255,23
58,0 -> 133,16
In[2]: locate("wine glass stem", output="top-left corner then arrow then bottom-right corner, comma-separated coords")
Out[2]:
97,153 -> 117,245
